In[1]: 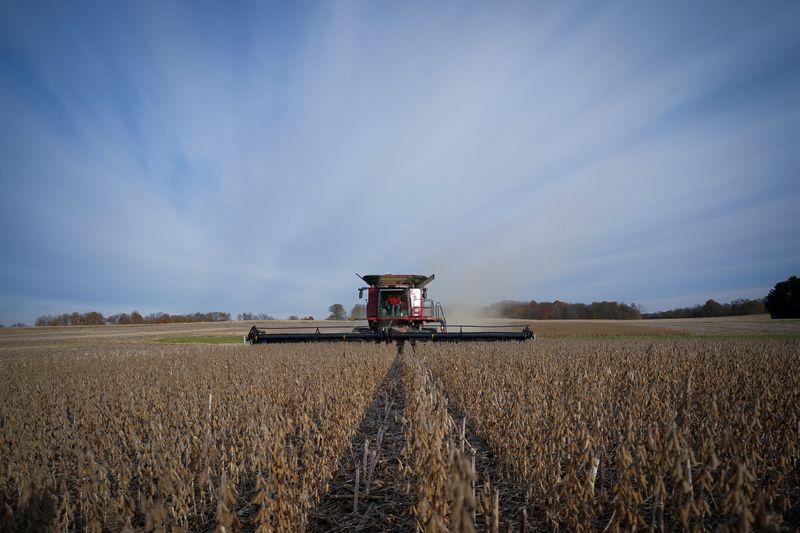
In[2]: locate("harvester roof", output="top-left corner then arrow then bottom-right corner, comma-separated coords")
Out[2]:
360,274 -> 434,288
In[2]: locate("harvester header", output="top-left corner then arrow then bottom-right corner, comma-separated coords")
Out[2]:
246,273 -> 534,344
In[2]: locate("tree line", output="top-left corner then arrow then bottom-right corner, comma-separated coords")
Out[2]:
237,313 -> 275,321
240,314 -> 317,321
485,300 -> 643,320
641,298 -> 765,319
28,275 -> 792,327
33,310 -> 326,326
35,311 -> 232,326
486,297 -> 768,320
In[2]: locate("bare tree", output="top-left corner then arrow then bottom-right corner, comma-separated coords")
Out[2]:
349,304 -> 366,320
327,304 -> 347,320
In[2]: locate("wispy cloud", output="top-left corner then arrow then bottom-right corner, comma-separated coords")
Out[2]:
2,1 -> 799,324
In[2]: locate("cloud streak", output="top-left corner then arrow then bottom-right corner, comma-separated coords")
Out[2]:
2,1 -> 799,323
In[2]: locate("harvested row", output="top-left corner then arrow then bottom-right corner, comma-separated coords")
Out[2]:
0,343 -> 395,531
402,350 -> 513,532
418,339 -> 800,531
311,355 -> 413,532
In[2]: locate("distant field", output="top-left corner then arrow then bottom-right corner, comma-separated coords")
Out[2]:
2,314 -> 797,349
1,315 -> 798,530
642,313 -> 800,336
529,314 -> 800,338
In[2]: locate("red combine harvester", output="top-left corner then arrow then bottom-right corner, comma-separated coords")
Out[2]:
246,274 -> 534,344
360,273 -> 444,333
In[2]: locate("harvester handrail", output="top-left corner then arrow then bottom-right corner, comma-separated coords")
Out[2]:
411,300 -> 437,319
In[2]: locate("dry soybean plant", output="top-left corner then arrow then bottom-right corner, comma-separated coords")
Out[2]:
2,335 -> 798,532
402,351 -> 502,532
0,342 -> 395,531
417,338 -> 800,531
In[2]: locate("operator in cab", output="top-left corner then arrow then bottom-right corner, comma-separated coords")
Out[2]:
386,294 -> 402,316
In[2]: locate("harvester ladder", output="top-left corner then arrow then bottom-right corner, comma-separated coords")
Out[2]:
436,302 -> 446,328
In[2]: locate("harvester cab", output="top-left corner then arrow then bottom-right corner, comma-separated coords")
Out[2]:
246,273 -> 534,344
358,273 -> 445,334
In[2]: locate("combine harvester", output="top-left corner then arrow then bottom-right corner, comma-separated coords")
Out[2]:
246,274 -> 534,344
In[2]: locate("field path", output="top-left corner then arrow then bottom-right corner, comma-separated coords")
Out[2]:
311,355 -> 413,531
312,345 -> 549,531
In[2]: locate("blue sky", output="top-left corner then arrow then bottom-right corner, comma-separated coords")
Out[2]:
1,1 -> 799,324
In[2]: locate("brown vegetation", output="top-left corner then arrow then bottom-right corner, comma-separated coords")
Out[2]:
1,322 -> 798,531
418,339 -> 800,530
522,320 -> 688,338
0,343 -> 394,531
